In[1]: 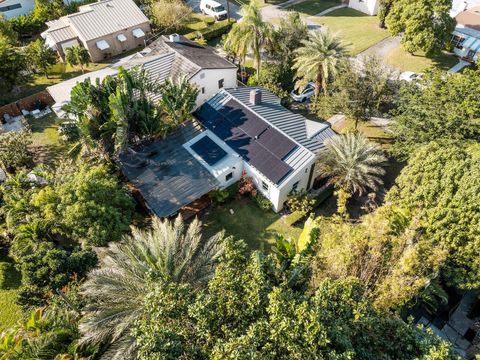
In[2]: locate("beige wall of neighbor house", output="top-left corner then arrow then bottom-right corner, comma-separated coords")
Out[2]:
84,22 -> 151,62
348,0 -> 379,15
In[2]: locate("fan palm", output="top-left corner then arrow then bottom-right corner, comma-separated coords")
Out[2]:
78,216 -> 225,360
317,133 -> 387,215
223,0 -> 272,79
293,30 -> 347,98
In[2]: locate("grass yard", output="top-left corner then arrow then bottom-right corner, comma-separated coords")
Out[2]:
312,8 -> 389,55
384,47 -> 458,73
288,0 -> 341,16
26,113 -> 67,165
200,197 -> 303,252
330,117 -> 393,149
0,255 -> 22,333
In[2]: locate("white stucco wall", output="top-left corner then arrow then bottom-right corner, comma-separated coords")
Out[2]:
348,0 -> 379,15
190,68 -> 237,106
0,0 -> 34,19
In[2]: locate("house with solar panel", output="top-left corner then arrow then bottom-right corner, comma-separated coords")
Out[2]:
451,5 -> 480,62
119,87 -> 336,217
41,0 -> 151,62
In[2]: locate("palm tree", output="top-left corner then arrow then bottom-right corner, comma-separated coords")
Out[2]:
223,0 -> 272,80
78,216 -> 225,360
65,45 -> 90,74
293,30 -> 347,98
158,75 -> 199,128
317,133 -> 387,216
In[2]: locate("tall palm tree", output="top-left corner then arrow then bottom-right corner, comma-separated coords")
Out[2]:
317,133 -> 387,216
78,216 -> 225,360
64,45 -> 90,74
158,75 -> 199,128
223,0 -> 272,79
293,30 -> 347,98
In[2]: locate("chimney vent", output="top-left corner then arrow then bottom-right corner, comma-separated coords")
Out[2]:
250,89 -> 262,105
169,33 -> 181,42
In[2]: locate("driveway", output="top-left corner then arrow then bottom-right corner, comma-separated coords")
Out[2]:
356,36 -> 401,60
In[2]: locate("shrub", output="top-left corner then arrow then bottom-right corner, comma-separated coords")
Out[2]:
254,193 -> 272,212
185,19 -> 236,41
286,192 -> 316,215
237,175 -> 257,197
0,262 -> 18,289
209,189 -> 230,204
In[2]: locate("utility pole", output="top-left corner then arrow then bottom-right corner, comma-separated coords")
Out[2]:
226,0 -> 230,23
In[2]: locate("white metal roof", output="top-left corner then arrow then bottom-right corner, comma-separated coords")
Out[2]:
62,0 -> 149,42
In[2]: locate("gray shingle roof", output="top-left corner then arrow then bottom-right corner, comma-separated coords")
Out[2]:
119,121 -> 219,218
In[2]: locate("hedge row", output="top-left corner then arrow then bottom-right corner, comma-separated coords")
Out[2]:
184,19 -> 236,41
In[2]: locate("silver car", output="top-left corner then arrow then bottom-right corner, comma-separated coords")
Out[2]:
290,82 -> 316,102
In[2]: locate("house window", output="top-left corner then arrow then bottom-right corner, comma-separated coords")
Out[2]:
225,172 -> 233,181
0,3 -> 21,11
201,87 -> 205,94
451,35 -> 465,49
218,79 -> 224,89
262,181 -> 269,191
291,181 -> 299,192
200,73 -> 205,79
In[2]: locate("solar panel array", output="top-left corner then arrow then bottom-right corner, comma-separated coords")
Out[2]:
194,100 -> 298,185
191,136 -> 227,166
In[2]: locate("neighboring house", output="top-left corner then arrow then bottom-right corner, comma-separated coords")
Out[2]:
120,87 -> 336,218
0,0 -> 33,19
47,34 -> 237,116
41,0 -> 151,62
347,0 -> 379,15
451,5 -> 480,62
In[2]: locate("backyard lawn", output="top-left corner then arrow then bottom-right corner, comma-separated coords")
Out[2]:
27,113 -> 67,165
0,255 -> 22,333
288,0 -> 341,16
313,8 -> 389,55
330,117 -> 393,149
201,197 -> 303,252
384,47 -> 458,73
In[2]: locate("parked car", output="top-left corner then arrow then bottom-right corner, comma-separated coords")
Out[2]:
290,82 -> 316,102
399,71 -> 420,82
200,0 -> 228,20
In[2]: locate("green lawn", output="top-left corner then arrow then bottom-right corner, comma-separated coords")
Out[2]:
313,8 -> 389,55
0,255 -> 22,333
288,0 -> 341,16
384,47 -> 458,73
26,113 -> 67,165
0,49 -> 141,105
331,117 -> 393,149
200,197 -> 303,252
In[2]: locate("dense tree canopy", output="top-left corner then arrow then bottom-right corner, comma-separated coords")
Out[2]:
0,130 -> 32,171
386,141 -> 480,289
0,41 -> 29,90
385,0 -> 455,53
25,39 -> 57,78
134,240 -> 456,359
391,69 -> 480,158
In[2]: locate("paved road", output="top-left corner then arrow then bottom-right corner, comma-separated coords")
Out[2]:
187,0 -> 242,20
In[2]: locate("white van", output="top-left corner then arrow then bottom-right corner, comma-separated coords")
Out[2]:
200,0 -> 228,21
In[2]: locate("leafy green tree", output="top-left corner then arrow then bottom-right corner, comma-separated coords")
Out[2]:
223,0 -> 272,79
26,39 -> 57,78
65,45 -> 90,73
16,242 -> 97,307
134,239 -> 457,359
31,163 -> 134,246
148,0 -> 192,31
391,69 -> 480,159
316,133 -> 387,216
312,56 -> 398,128
293,29 -> 347,98
0,40 -> 29,91
386,141 -> 480,289
378,0 -> 394,28
157,75 -> 199,128
0,130 -> 32,171
78,216 -> 225,359
385,0 -> 455,54
0,15 -> 17,44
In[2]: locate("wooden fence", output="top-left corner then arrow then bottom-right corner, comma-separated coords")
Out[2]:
0,91 -> 55,120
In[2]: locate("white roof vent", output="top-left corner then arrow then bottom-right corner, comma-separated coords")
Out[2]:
169,33 -> 181,42
249,89 -> 261,106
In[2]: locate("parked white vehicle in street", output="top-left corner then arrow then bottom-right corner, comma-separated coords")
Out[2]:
399,71 -> 420,82
290,82 -> 316,102
200,0 -> 228,20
